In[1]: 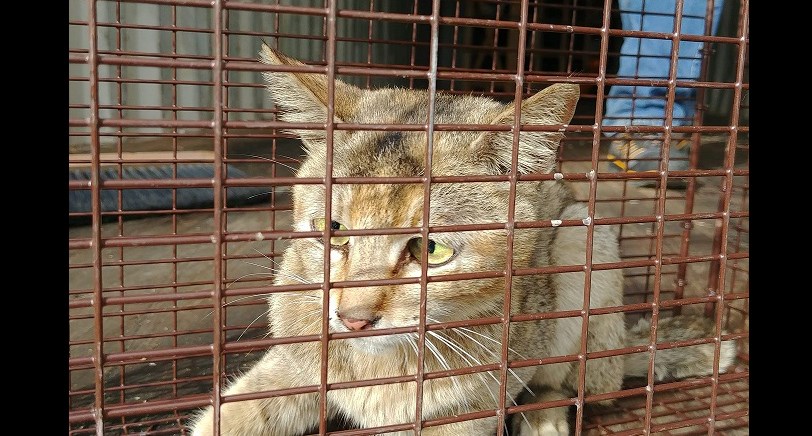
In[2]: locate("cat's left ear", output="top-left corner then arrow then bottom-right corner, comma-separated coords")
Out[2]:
259,43 -> 362,147
473,83 -> 579,175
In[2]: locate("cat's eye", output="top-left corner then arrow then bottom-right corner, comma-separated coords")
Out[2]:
312,218 -> 350,246
407,237 -> 455,266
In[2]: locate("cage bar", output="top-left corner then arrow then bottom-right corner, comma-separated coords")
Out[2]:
69,0 -> 749,434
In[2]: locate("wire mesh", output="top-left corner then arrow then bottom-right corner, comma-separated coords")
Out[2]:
68,0 -> 749,434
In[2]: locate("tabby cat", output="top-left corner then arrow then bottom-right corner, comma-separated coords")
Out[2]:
190,45 -> 735,436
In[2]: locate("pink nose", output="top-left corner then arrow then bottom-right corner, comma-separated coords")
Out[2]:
340,317 -> 372,331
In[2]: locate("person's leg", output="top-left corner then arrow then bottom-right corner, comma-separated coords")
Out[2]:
604,0 -> 724,180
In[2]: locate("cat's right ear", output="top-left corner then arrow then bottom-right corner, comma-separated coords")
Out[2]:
472,83 -> 579,175
259,44 -> 362,148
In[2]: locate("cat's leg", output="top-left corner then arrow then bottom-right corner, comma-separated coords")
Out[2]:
511,386 -> 572,436
189,348 -> 319,436
514,317 -> 624,436
514,201 -> 625,435
577,313 -> 625,405
391,416 -> 499,436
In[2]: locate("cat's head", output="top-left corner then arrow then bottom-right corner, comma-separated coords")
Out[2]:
260,45 -> 578,352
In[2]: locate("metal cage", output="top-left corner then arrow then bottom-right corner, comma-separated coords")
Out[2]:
68,0 -> 749,434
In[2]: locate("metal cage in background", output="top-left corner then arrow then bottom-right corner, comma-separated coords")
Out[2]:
68,0 -> 749,434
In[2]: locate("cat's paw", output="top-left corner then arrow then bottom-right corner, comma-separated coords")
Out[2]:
187,407 -> 214,436
514,408 -> 570,436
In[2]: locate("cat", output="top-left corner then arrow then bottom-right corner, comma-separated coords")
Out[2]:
189,44 -> 736,436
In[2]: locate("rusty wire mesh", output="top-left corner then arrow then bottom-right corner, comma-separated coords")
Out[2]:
68,0 -> 749,434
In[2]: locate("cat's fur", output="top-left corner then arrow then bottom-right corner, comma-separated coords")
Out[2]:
189,45 -> 736,436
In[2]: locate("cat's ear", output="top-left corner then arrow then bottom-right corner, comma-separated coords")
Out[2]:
259,43 -> 362,146
474,83 -> 579,175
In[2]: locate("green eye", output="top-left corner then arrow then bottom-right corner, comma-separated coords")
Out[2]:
408,237 -> 455,266
312,218 -> 350,246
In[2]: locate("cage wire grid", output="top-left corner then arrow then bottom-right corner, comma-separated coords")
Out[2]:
68,0 -> 749,434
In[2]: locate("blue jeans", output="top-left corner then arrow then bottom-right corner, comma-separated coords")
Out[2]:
603,0 -> 725,131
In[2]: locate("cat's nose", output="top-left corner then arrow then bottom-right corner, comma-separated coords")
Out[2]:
337,311 -> 380,331
340,316 -> 372,331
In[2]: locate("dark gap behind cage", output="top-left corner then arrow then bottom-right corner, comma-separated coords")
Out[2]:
68,164 -> 272,226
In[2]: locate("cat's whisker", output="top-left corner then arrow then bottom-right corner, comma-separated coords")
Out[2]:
428,330 -> 531,431
204,251 -> 316,317
235,301 -> 323,342
240,266 -> 312,289
290,296 -> 321,302
424,332 -> 475,401
204,270 -> 291,316
235,151 -> 303,164
230,152 -> 302,173
220,292 -> 275,309
439,327 -> 535,397
425,317 -> 534,396
404,334 -> 419,356
410,334 -> 478,412
236,308 -> 272,342
428,331 -> 505,398
453,326 -> 530,361
427,332 -> 530,430
418,334 -> 465,401
394,336 -> 409,357
427,331 -> 483,368
218,293 -> 321,320
251,250 -> 311,284
422,334 -> 453,373
254,305 -> 322,340
242,261 -> 309,284
422,334 -> 472,408
226,271 -> 274,286
203,282 -> 274,318
225,270 -> 302,297
296,310 -> 328,335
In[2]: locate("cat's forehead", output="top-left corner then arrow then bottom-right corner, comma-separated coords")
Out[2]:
294,88 -> 512,224
353,89 -> 501,124
344,183 -> 423,228
326,90 -> 503,178
333,182 -> 503,230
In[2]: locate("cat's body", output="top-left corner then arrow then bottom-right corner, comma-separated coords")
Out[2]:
189,45 -> 735,436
